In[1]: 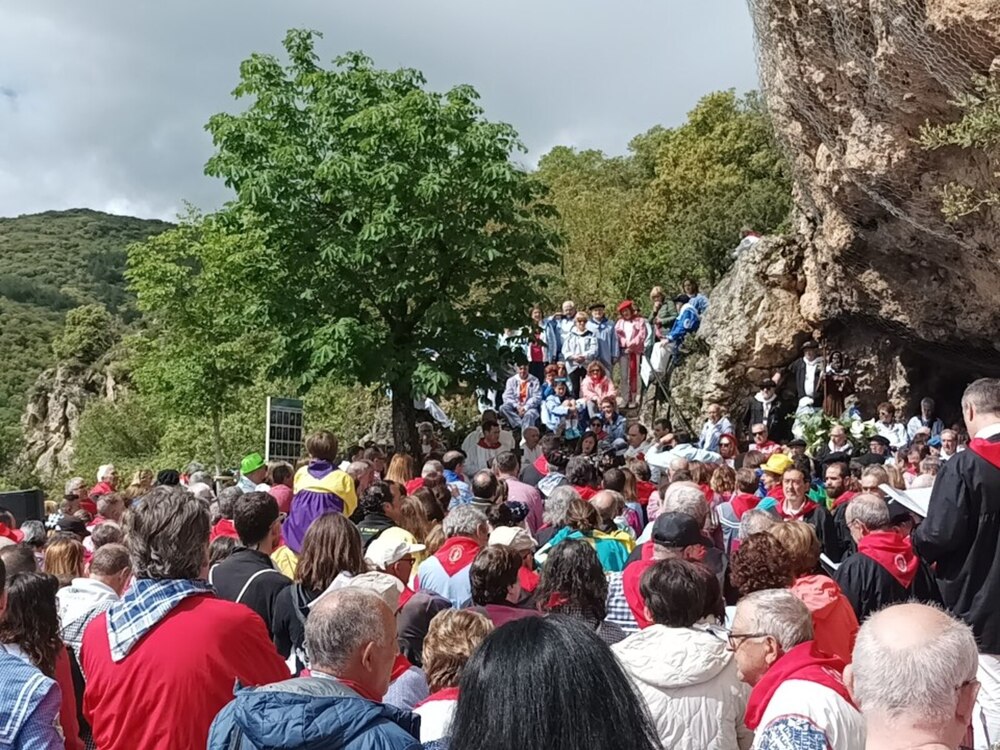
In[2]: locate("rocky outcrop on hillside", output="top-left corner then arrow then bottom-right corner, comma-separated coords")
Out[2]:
695,0 -> 1000,425
20,363 -> 122,480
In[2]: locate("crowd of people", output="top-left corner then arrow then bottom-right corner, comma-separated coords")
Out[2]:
2,338 -> 1000,748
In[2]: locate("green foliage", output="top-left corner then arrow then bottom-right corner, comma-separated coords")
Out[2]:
72,394 -> 164,484
126,214 -> 272,470
538,89 -> 792,305
0,210 -> 170,475
204,29 -> 558,450
52,304 -> 118,364
919,75 -> 1000,221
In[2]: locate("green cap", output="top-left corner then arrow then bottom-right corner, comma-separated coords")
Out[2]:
240,452 -> 266,475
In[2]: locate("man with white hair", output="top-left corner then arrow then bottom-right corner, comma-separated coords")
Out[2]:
730,589 -> 864,750
835,494 -> 941,623
847,602 -> 979,750
208,589 -> 420,750
907,397 -> 945,441
915,378 -> 1000,749
415,505 -> 489,608
939,428 -> 961,461
88,464 -> 118,513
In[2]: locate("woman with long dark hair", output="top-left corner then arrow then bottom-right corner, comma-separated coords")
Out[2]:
442,616 -> 660,750
0,572 -> 84,749
271,513 -> 366,671
535,539 -> 625,645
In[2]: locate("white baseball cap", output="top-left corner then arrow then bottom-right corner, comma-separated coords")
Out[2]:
488,526 -> 537,552
365,535 -> 426,570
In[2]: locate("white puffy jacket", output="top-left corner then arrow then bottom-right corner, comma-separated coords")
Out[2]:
613,625 -> 753,750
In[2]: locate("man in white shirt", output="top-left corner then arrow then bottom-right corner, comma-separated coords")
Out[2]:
938,429 -> 962,461
875,402 -> 909,451
789,341 -> 824,407
624,423 -> 652,459
461,410 -> 515,458
906,396 -> 945,440
698,403 -> 733,452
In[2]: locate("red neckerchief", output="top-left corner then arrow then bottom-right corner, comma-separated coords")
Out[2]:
405,478 -> 424,494
858,531 -> 919,588
338,678 -> 383,703
636,481 -> 656,506
209,518 -> 239,542
575,485 -> 597,500
544,591 -> 570,609
399,586 -> 415,609
730,493 -> 760,519
477,437 -> 501,450
698,483 -> 712,500
415,687 -> 460,708
777,499 -> 818,520
744,642 -> 854,730
391,652 -> 413,682
518,566 -> 540,593
0,523 -> 22,543
533,454 -> 550,476
831,490 -> 857,509
969,437 -> 1000,471
766,485 -> 785,503
434,536 -> 481,576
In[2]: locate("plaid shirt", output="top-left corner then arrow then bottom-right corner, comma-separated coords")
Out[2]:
604,572 -> 639,635
106,578 -> 213,662
0,649 -> 62,749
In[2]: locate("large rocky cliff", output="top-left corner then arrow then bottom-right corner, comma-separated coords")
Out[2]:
696,0 -> 1000,425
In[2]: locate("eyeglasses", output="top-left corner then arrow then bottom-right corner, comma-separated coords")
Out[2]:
727,632 -> 771,651
752,431 -> 765,437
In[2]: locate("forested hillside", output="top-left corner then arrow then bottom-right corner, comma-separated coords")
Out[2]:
0,209 -> 171,455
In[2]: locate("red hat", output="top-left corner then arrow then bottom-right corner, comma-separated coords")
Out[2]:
617,300 -> 634,313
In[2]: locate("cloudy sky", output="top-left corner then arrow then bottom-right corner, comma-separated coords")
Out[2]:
0,1 -> 759,221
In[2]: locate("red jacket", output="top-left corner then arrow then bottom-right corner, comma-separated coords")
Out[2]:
55,647 -> 83,750
622,543 -> 656,629
82,594 -> 289,750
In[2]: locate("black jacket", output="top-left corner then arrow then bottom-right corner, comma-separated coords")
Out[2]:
210,548 -> 290,638
834,547 -> 941,623
797,503 -> 843,563
789,357 -> 823,405
356,513 -> 397,549
272,583 -> 320,665
745,397 -> 788,441
913,433 -> 1000,653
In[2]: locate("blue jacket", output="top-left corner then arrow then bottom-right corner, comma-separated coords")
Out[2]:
587,317 -> 620,370
208,675 -> 421,750
667,303 -> 700,345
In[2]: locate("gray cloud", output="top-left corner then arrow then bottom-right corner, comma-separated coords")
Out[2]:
0,0 -> 758,220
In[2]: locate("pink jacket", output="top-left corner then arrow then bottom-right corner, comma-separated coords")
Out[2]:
580,375 -> 617,405
615,318 -> 647,355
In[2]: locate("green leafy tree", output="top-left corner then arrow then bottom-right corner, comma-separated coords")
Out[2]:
126,215 -> 270,473
204,30 -> 558,451
919,75 -> 1000,221
630,90 -> 792,288
52,304 -> 117,364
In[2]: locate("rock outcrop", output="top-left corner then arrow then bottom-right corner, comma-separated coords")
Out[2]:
697,0 -> 1000,425
20,363 -> 121,480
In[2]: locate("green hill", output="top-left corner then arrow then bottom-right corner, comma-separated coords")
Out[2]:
0,209 -> 172,445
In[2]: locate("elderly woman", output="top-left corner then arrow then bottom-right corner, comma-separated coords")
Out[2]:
562,312 -> 598,397
579,361 -> 617,420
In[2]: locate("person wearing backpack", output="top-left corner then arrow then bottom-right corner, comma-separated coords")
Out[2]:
209,492 -> 291,639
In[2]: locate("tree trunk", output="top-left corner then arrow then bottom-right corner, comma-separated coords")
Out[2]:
211,407 -> 224,477
390,380 -> 420,457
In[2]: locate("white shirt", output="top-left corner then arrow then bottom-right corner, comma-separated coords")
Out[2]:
975,422 -> 1000,440
876,421 -> 909,450
803,358 -> 822,398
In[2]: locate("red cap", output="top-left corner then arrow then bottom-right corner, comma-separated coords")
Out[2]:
617,300 -> 634,313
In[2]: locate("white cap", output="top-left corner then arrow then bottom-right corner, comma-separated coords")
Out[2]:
488,526 -> 537,552
345,571 -> 405,612
365,535 -> 426,570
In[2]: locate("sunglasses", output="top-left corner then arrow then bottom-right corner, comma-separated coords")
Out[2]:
752,431 -> 765,437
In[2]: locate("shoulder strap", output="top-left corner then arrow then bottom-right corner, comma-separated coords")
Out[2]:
235,568 -> 283,605
292,583 -> 309,626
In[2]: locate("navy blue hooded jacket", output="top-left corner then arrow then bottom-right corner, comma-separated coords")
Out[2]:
208,675 -> 421,750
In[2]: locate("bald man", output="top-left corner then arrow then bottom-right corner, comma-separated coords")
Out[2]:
591,489 -> 626,535
847,603 -> 979,750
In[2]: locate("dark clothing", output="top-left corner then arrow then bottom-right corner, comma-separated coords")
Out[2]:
789,357 -> 823,406
208,675 -> 421,750
357,513 -> 397,549
397,591 -> 451,668
800,504 -> 843,563
835,547 -> 941,623
534,524 -> 563,547
831,502 -> 857,559
853,451 -> 888,468
272,584 -> 319,664
209,548 -> 290,638
913,432 -> 1000,653
745,398 -> 788,442
520,463 -> 544,488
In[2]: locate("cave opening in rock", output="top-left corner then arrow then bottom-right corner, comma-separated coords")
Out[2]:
899,342 -> 1000,428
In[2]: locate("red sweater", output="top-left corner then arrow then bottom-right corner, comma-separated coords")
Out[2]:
82,594 -> 289,750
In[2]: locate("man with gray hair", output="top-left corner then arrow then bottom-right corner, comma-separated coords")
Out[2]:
730,589 -> 864,750
535,485 -> 581,546
81,485 -> 289,750
415,504 -> 489,607
915,377 -> 1000,748
739,508 -> 779,540
847,602 -> 979,750
835,494 -> 940,622
208,589 -> 420,750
